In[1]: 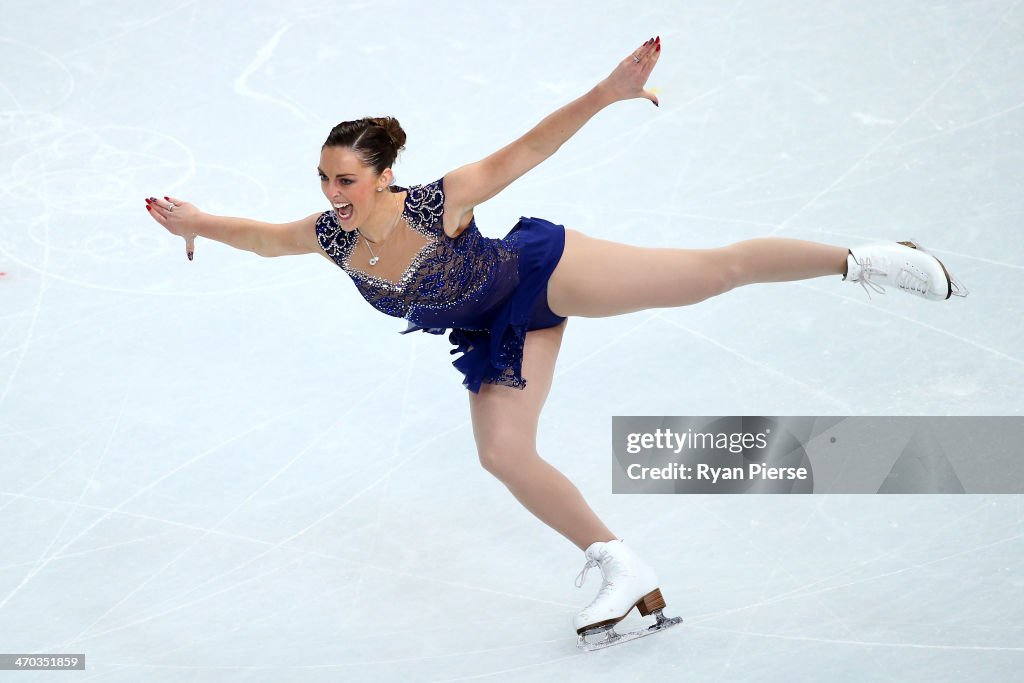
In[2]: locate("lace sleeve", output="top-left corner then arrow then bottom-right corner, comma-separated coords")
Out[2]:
403,178 -> 446,234
315,210 -> 350,268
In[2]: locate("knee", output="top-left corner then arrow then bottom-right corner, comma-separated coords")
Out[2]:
477,442 -> 535,484
718,244 -> 750,292
685,247 -> 742,302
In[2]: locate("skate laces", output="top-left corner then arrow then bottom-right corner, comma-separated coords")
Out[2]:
895,267 -> 928,295
853,242 -> 944,299
854,256 -> 888,299
575,558 -> 600,588
860,255 -> 930,297
577,561 -> 618,612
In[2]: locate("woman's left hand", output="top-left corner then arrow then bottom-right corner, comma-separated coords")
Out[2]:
599,36 -> 661,106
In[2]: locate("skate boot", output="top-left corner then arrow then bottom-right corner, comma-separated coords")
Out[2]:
844,240 -> 968,300
573,540 -> 681,650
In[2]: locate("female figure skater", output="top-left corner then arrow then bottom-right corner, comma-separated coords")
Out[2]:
145,36 -> 966,644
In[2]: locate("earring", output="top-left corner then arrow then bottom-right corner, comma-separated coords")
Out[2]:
377,187 -> 383,192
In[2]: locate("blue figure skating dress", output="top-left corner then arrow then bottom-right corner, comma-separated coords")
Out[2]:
315,177 -> 567,394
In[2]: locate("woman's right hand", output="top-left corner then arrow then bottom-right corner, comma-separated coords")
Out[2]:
146,195 -> 202,261
599,36 -> 662,107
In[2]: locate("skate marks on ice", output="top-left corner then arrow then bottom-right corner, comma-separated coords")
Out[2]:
764,0 -> 1024,239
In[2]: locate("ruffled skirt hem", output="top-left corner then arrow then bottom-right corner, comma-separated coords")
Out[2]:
400,216 -> 566,393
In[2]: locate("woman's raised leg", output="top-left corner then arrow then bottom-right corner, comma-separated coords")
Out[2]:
468,320 -> 615,551
546,230 -> 849,318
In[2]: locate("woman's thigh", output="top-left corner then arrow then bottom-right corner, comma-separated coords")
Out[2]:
468,320 -> 567,456
546,228 -> 738,318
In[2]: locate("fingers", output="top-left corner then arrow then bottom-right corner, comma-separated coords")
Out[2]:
626,38 -> 660,80
629,43 -> 647,64
145,196 -> 187,223
145,197 -> 168,221
646,35 -> 660,61
628,36 -> 661,107
635,35 -> 660,60
145,196 -> 195,261
147,196 -> 176,212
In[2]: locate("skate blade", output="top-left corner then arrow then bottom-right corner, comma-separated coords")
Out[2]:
576,610 -> 683,652
902,238 -> 968,299
949,275 -> 969,298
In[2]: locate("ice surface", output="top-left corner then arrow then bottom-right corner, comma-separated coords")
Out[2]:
1,1 -> 1022,680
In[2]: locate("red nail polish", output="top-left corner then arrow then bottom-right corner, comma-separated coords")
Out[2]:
146,205 -> 152,210
164,196 -> 170,201
656,44 -> 660,51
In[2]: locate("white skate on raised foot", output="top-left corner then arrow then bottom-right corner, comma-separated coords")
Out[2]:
573,540 -> 683,652
844,239 -> 969,301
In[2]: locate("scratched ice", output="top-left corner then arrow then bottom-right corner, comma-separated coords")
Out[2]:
1,1 -> 1022,681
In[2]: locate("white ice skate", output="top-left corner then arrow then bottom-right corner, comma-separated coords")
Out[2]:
844,240 -> 969,301
573,539 -> 683,651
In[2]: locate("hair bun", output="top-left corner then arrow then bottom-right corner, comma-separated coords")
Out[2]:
367,116 -> 407,154
323,116 -> 407,174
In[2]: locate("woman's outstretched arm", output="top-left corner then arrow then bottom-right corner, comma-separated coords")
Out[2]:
442,36 -> 661,232
145,196 -> 322,259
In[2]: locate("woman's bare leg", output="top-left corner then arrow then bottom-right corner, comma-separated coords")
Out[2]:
547,231 -> 849,318
468,320 -> 615,550
470,234 -> 845,546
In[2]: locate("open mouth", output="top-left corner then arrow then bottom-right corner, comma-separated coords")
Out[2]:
332,201 -> 353,220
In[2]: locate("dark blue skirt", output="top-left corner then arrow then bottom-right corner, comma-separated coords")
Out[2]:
402,216 -> 567,393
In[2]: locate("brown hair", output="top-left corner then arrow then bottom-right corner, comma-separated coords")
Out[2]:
322,117 -> 407,174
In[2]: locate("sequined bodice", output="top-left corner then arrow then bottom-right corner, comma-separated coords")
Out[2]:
315,177 -> 520,332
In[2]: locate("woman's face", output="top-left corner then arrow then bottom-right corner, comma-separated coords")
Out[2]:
318,146 -> 390,232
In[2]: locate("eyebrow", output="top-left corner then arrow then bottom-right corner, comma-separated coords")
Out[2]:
317,167 -> 357,177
